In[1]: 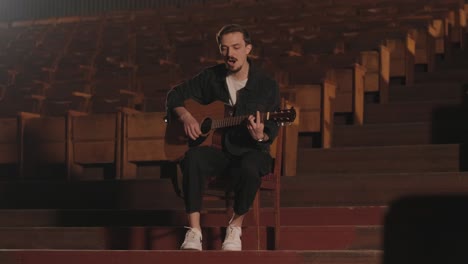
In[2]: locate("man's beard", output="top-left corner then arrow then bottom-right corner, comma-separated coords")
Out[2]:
226,63 -> 242,73
225,56 -> 241,73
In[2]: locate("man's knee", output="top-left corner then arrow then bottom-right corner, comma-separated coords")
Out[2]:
185,147 -> 205,160
182,147 -> 212,169
239,152 -> 271,176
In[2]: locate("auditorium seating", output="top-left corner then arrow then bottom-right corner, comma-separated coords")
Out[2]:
0,0 -> 467,263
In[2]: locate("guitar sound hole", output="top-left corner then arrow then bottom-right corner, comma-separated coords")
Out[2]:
188,118 -> 212,147
200,118 -> 212,134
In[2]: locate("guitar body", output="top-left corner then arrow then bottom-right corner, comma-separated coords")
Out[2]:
164,99 -> 228,161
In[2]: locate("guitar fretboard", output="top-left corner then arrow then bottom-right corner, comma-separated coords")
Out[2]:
212,113 -> 269,129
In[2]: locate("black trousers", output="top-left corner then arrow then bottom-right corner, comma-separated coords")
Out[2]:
180,146 -> 272,215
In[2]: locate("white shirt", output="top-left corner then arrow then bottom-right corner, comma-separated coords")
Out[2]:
226,75 -> 248,106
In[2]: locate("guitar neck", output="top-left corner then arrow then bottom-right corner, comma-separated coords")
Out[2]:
212,112 -> 270,129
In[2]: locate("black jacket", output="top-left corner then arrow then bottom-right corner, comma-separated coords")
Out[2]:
166,60 -> 280,156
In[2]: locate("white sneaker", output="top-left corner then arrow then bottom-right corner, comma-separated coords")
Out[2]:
180,227 -> 202,251
221,225 -> 242,251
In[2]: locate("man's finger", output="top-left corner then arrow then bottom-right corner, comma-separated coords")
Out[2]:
247,115 -> 255,126
194,124 -> 201,135
190,127 -> 199,140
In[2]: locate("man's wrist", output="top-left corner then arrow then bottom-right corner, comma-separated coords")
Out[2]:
256,132 -> 268,142
179,111 -> 191,121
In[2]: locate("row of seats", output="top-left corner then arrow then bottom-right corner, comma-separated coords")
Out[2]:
0,0 -> 466,178
0,1 -> 464,116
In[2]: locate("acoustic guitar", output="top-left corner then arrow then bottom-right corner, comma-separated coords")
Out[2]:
164,99 -> 296,161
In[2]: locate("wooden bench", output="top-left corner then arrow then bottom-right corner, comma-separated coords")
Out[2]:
67,111 -> 122,180
431,3 -> 467,49
120,111 -> 169,179
317,54 -> 366,125
275,61 -> 336,149
19,112 -> 66,179
360,47 -> 391,103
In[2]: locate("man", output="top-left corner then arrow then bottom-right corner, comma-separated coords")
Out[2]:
166,24 -> 280,251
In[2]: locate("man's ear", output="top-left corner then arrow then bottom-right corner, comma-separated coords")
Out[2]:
245,44 -> 252,55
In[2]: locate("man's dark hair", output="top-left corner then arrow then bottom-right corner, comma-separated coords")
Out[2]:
216,24 -> 252,46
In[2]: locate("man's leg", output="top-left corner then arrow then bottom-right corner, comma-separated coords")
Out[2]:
222,150 -> 272,251
230,150 -> 272,218
179,146 -> 230,250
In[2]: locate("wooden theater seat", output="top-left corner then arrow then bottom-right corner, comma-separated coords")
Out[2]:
66,111 -> 122,180
120,111 -> 169,179
274,59 -> 336,148
19,112 -> 67,179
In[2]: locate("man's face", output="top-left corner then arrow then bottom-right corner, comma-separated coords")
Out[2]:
219,32 -> 252,73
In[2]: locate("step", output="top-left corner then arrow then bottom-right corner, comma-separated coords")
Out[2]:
0,225 -> 382,250
2,171 -> 468,209
415,69 -> 468,83
281,172 -> 468,207
364,100 -> 462,124
435,49 -> 468,70
333,122 -> 468,147
0,207 -> 387,227
0,250 -> 383,264
388,83 -> 465,102
297,144 -> 461,173
0,178 -> 185,210
0,177 -> 385,209
333,122 -> 431,147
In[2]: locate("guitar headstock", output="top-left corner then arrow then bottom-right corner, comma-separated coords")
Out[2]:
270,107 -> 296,126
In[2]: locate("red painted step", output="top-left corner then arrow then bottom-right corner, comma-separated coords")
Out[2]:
0,225 -> 382,250
0,206 -> 387,227
297,144 -> 460,174
281,172 -> 468,206
0,250 -> 383,264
